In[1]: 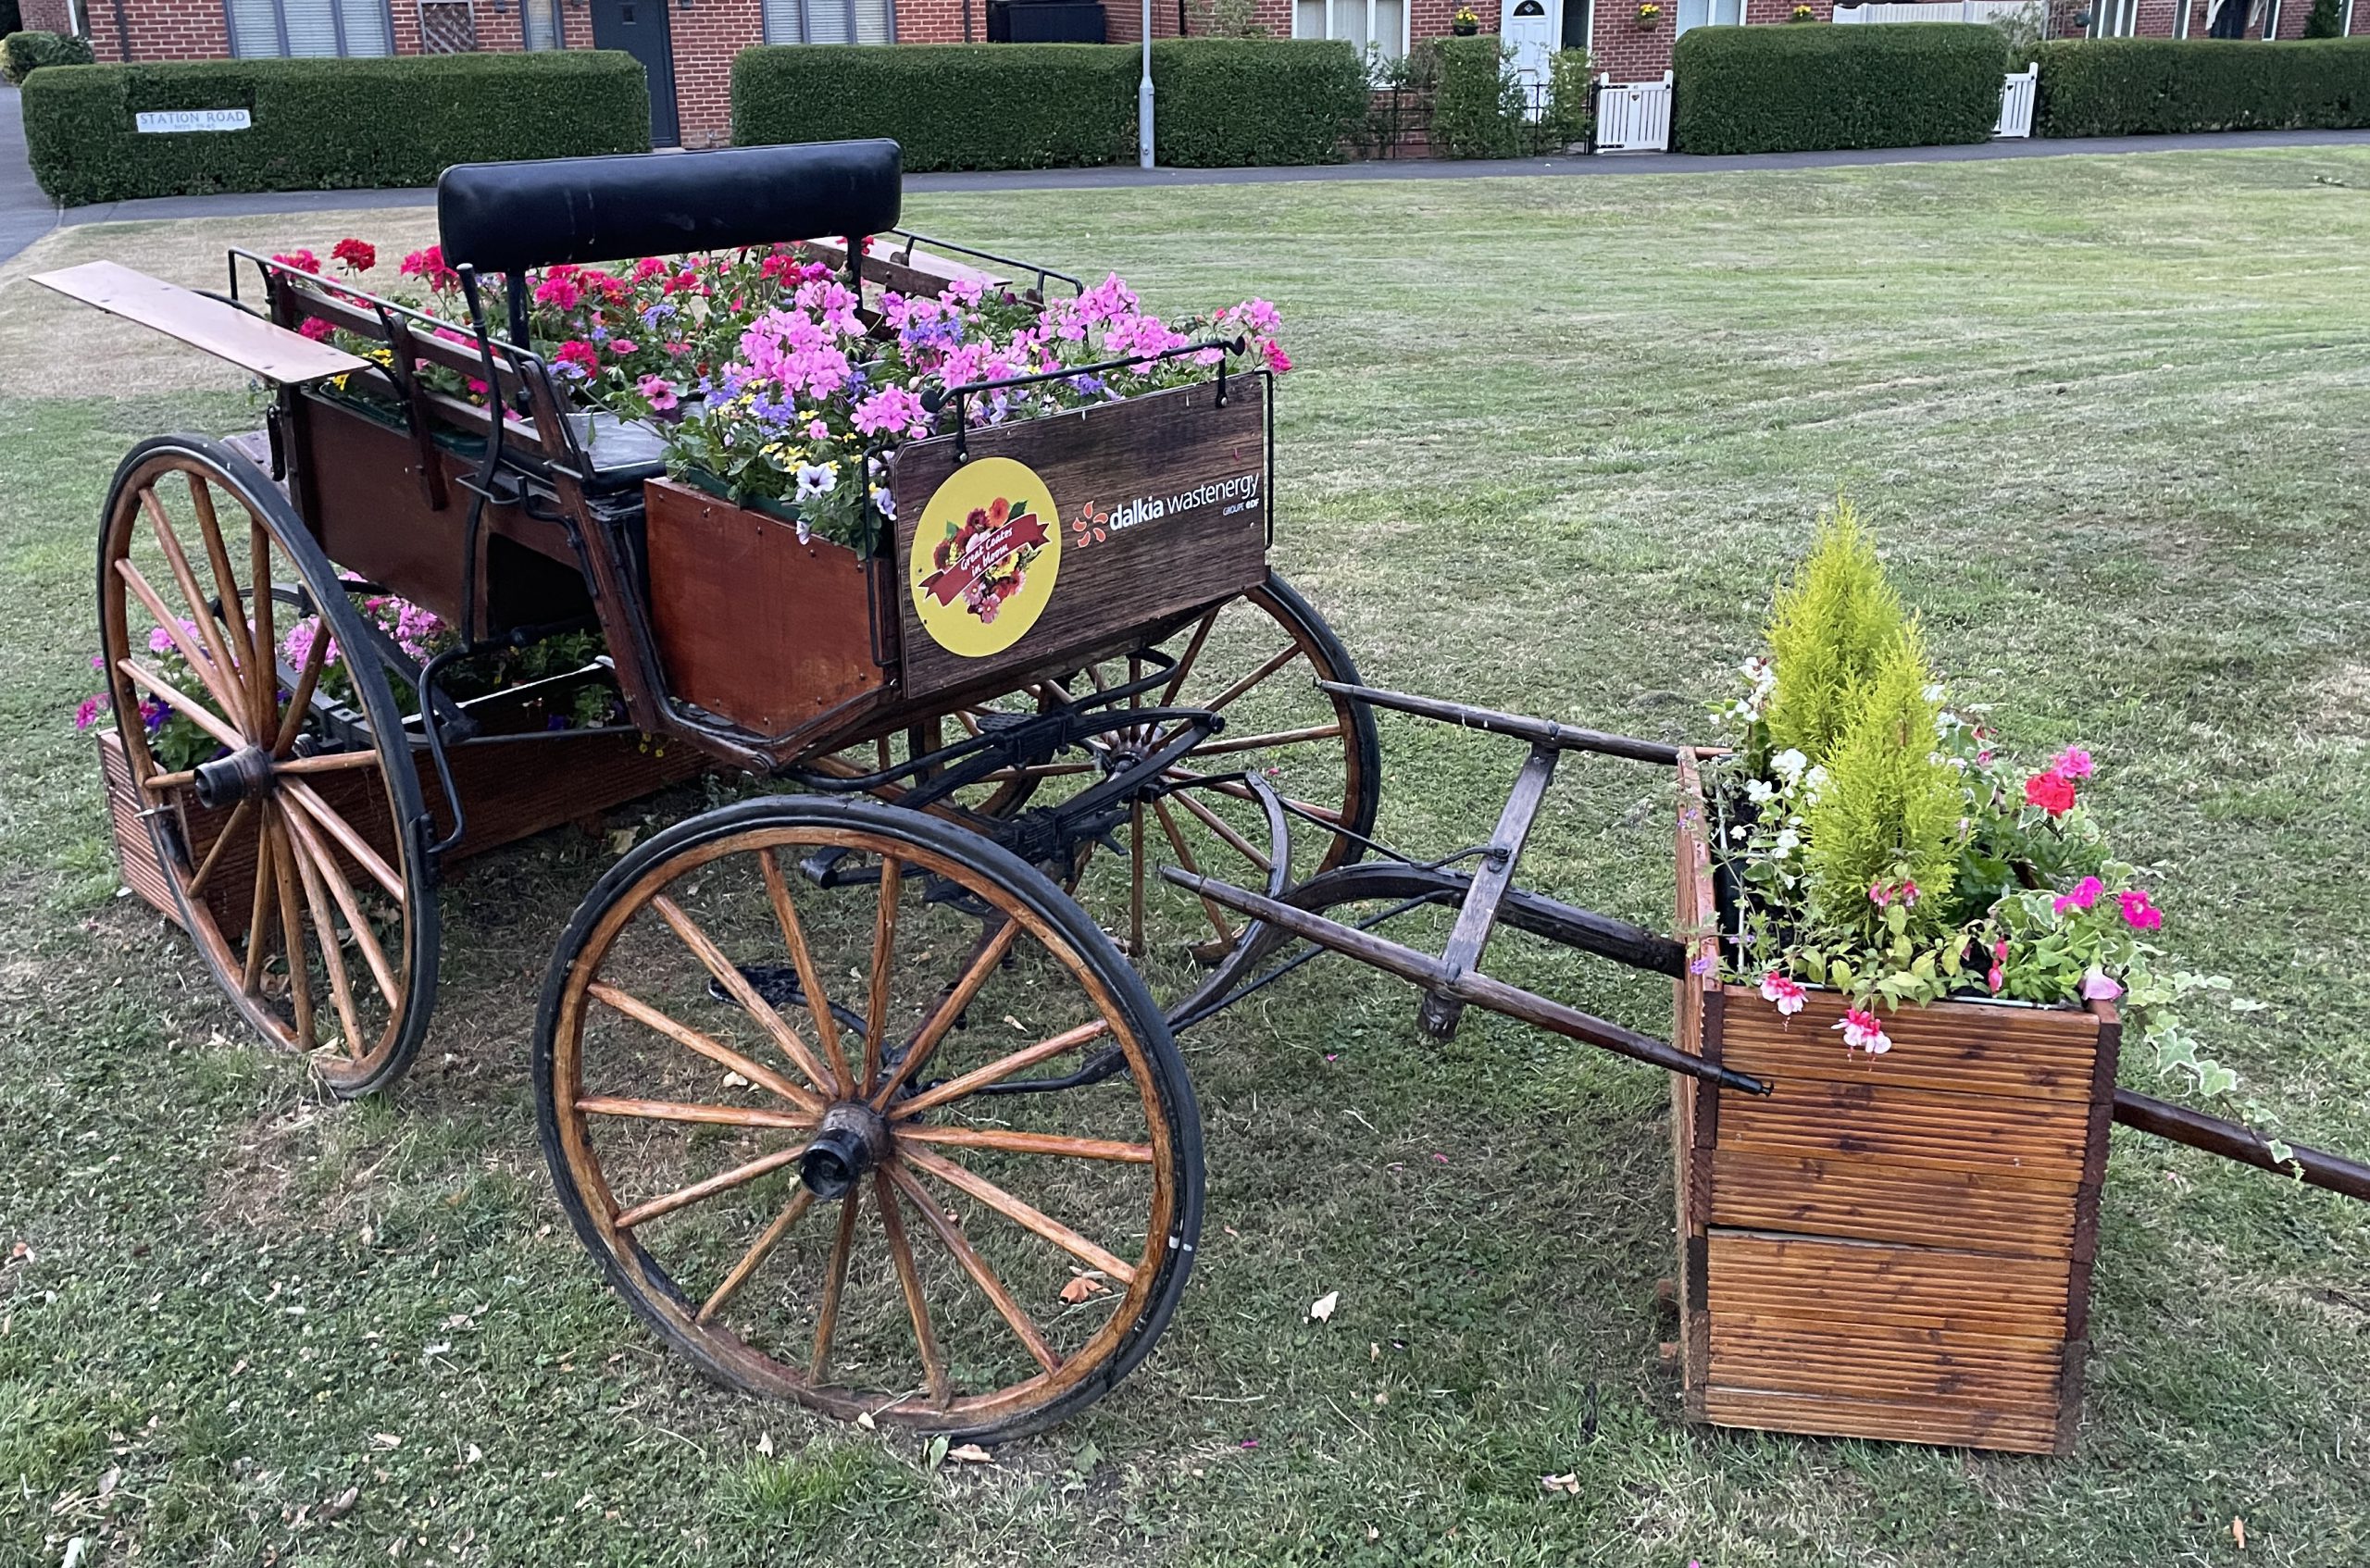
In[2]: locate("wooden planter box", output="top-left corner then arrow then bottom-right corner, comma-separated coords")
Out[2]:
1672,754 -> 2120,1455
98,679 -> 701,935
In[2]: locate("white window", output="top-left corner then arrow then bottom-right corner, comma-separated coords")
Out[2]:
1673,0 -> 1740,31
764,0 -> 895,44
522,0 -> 563,48
1293,0 -> 1409,64
228,0 -> 393,55
2087,0 -> 2138,33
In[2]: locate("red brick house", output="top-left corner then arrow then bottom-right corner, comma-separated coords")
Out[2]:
12,0 -> 2358,152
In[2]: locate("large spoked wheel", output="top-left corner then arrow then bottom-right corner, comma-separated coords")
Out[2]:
534,796 -> 1204,1440
98,437 -> 438,1098
825,575 -> 1382,1014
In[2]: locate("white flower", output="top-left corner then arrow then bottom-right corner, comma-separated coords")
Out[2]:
1770,828 -> 1800,861
1730,825 -> 1750,841
1744,778 -> 1777,806
1771,748 -> 1808,781
869,485 -> 896,520
794,463 -> 838,501
795,518 -> 813,544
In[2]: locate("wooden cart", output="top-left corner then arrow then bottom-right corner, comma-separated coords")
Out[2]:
52,139 -> 2364,1451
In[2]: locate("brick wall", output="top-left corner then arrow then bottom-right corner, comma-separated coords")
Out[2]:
19,0 -> 76,31
87,0 -> 231,60
897,0 -> 980,40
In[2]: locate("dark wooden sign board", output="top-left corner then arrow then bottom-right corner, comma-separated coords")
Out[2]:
888,377 -> 1271,703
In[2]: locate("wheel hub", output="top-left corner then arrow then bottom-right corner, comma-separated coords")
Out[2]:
800,1101 -> 891,1201
193,744 -> 277,809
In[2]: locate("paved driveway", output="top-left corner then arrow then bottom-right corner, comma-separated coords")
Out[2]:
0,86 -> 62,264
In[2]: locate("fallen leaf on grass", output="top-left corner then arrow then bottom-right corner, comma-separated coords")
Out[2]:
465,1445 -> 482,1464
320,1485 -> 360,1521
755,1432 -> 774,1458
1308,1290 -> 1339,1323
368,1434 -> 401,1451
855,1411 -> 877,1431
1540,1473 -> 1580,1496
96,1468 -> 120,1499
1060,1272 -> 1109,1304
2233,1518 -> 2247,1549
945,1443 -> 994,1464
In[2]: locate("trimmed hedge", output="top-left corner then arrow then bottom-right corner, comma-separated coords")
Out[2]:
1146,39 -> 1366,166
1672,23 -> 2007,155
3,30 -> 93,86
734,44 -> 1135,171
2034,37 -> 2370,137
24,53 -> 650,206
733,39 -> 1367,169
1430,36 -> 1593,158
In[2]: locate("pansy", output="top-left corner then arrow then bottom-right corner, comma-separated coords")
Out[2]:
1834,1007 -> 1892,1056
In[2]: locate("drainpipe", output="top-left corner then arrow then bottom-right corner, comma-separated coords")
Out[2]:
1138,0 -> 1154,168
112,0 -> 131,60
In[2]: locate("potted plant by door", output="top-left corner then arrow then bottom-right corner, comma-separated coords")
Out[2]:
1670,503 -> 2262,1453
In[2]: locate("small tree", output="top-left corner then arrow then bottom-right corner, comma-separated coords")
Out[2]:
1763,498 -> 1904,765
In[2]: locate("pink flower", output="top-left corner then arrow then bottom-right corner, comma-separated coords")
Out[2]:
636,375 -> 680,413
2052,876 -> 2104,915
1899,879 -> 1919,906
298,318 -> 332,342
853,385 -> 928,438
1760,972 -> 1806,1016
554,340 -> 601,377
2117,890 -> 2163,931
2052,746 -> 2095,779
1835,1007 -> 1892,1056
1868,880 -> 1891,908
2079,967 -> 2123,1001
74,694 -> 107,729
1987,964 -> 2004,994
806,418 -> 830,440
1989,938 -> 2007,994
533,273 -> 584,311
1262,339 -> 1292,374
607,338 -> 639,356
399,245 -> 457,290
2024,769 -> 2077,816
270,249 -> 321,276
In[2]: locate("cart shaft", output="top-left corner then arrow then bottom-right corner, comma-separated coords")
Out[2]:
2114,1088 -> 2370,1202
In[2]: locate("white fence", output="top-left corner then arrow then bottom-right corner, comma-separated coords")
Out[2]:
1994,62 -> 2038,137
1833,0 -> 2037,19
1593,71 -> 1674,153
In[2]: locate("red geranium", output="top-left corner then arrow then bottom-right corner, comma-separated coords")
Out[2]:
270,249 -> 321,276
331,238 -> 376,274
2024,768 -> 2077,816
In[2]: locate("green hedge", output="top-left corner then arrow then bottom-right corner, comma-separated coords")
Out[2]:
734,44 -> 1134,171
2034,37 -> 2370,137
1146,39 -> 1367,166
1428,36 -> 1592,157
732,40 -> 1368,169
24,53 -> 650,206
3,30 -> 93,86
1672,23 -> 2007,155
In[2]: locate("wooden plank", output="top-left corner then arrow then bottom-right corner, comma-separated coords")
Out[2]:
1706,1232 -> 2071,1339
33,261 -> 369,384
1710,1321 -> 2066,1408
1717,983 -> 2103,1103
888,379 -> 1269,704
1701,1388 -> 2062,1454
1716,1071 -> 2095,1181
1708,1149 -> 2078,1259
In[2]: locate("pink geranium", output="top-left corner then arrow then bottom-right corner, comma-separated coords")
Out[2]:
2052,745 -> 2095,779
2024,768 -> 2077,816
853,385 -> 928,438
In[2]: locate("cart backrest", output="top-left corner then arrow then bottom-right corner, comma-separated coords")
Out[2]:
434,140 -> 904,278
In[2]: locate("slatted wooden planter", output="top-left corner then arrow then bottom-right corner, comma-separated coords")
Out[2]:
98,689 -> 700,934
1672,753 -> 2120,1454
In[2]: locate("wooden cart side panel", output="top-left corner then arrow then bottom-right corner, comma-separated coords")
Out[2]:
1717,987 -> 2102,1103
888,379 -> 1270,704
1715,1073 -> 2096,1181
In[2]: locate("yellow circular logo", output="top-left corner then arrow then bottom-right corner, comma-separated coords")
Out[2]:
908,457 -> 1061,658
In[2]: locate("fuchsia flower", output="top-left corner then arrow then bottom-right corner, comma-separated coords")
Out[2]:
73,694 -> 106,729
2053,876 -> 2104,915
2118,890 -> 2163,931
2024,768 -> 2077,816
1988,938 -> 2008,994
1835,1007 -> 1892,1056
1760,972 -> 1806,1016
1869,878 -> 1920,908
2052,746 -> 2095,779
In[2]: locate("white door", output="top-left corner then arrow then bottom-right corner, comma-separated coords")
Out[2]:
1502,0 -> 1555,118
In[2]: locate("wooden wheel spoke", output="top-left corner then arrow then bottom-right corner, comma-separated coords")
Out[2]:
698,1187 -> 820,1325
280,778 -> 405,902
285,815 -> 366,1058
651,894 -> 838,1097
1169,784 -> 1274,875
891,1019 -> 1111,1122
1155,607 -> 1222,710
118,657 -> 243,752
1153,795 -> 1236,945
615,1143 -> 808,1231
248,521 -> 279,740
241,807 -> 279,993
1151,643 -> 1304,753
185,475 -> 257,685
899,1144 -> 1137,1284
809,1188 -> 863,1375
874,1168 -> 953,1406
271,627 -> 328,756
281,804 -> 400,1014
267,814 -> 315,1049
574,1095 -> 815,1130
895,1124 -> 1154,1164
887,1161 -> 1061,1375
868,921 -> 1022,1110
139,489 -> 248,705
587,981 -> 826,1115
758,849 -> 854,1093
863,857 -> 902,1097
1179,721 -> 1344,760
185,797 -> 255,902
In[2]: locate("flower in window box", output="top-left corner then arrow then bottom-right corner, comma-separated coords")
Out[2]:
1790,4 -> 1816,18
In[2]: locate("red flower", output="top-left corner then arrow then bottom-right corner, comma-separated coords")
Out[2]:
2023,768 -> 2077,816
400,245 -> 458,290
298,317 -> 333,342
270,249 -> 321,276
331,238 -> 376,274
554,340 -> 601,376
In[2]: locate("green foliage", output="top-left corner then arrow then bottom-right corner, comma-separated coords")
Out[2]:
1990,0 -> 2045,68
21,52 -> 649,207
2303,0 -> 2344,36
733,44 -> 1134,171
734,41 -> 1362,171
1763,498 -> 1903,765
1802,622 -> 1964,943
1430,37 -> 1590,157
2,30 -> 93,85
1671,22 -> 2008,155
1148,39 -> 1369,166
2035,38 -> 2370,137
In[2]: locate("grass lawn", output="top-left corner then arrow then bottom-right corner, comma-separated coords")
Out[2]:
6,147 -> 2370,1566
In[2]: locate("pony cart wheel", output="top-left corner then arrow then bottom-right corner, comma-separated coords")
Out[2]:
98,437 -> 438,1098
823,573 -> 1381,1014
534,796 -> 1204,1440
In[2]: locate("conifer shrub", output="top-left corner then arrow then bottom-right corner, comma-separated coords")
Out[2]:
1762,498 -> 1903,765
